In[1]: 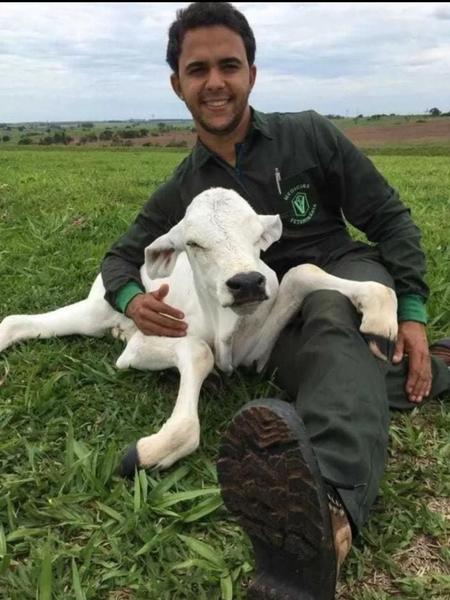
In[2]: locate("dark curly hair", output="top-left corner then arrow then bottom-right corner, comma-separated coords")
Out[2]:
166,2 -> 256,73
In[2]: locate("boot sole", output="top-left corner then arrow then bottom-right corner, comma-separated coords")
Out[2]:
217,399 -> 336,600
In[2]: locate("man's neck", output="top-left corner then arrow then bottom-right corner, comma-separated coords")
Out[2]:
197,107 -> 252,167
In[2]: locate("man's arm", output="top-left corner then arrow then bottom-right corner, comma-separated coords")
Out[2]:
101,188 -> 173,307
309,113 -> 431,402
101,183 -> 188,336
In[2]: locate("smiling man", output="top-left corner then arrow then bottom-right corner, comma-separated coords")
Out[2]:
101,3 -> 450,598
170,24 -> 256,166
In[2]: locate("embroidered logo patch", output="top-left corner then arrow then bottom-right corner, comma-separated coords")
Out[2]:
284,184 -> 317,225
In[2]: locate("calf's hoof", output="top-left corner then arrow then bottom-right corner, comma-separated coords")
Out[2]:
119,444 -> 140,478
363,333 -> 395,362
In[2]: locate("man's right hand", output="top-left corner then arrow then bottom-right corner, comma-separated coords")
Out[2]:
125,284 -> 187,337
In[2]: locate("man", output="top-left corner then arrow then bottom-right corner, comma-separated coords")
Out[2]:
101,3 -> 450,598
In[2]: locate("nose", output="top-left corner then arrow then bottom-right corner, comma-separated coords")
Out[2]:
226,271 -> 267,305
206,67 -> 225,90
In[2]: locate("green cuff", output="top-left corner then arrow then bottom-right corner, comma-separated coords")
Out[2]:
397,294 -> 427,324
116,282 -> 144,314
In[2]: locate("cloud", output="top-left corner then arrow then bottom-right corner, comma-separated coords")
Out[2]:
432,5 -> 450,19
1,1 -> 450,121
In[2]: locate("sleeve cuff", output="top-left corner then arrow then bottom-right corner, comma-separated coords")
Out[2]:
116,282 -> 144,314
397,294 -> 427,324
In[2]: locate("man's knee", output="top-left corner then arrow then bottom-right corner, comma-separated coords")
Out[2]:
301,290 -> 360,330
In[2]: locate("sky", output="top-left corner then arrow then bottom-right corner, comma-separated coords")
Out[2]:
1,2 -> 450,123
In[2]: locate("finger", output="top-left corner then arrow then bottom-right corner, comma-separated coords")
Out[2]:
392,335 -> 404,364
149,297 -> 185,320
152,283 -> 170,301
410,365 -> 432,403
144,310 -> 188,332
407,354 -> 430,402
406,354 -> 421,396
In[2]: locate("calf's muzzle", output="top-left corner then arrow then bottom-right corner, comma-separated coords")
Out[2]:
226,271 -> 268,305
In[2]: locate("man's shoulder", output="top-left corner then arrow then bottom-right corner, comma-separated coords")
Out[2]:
253,109 -> 340,156
151,152 -> 195,200
256,108 -> 329,130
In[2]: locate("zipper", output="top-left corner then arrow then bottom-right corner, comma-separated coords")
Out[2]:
275,167 -> 282,195
235,143 -> 244,181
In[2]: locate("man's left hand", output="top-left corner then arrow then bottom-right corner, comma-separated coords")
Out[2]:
392,321 -> 432,403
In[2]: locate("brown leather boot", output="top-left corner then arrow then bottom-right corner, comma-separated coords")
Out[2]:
218,399 -> 341,600
429,338 -> 450,367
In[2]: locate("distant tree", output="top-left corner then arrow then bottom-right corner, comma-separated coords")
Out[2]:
157,122 -> 173,133
429,107 -> 441,117
18,137 -> 32,145
81,122 -> 94,128
2,135 -> 10,142
79,133 -> 98,144
99,129 -> 114,141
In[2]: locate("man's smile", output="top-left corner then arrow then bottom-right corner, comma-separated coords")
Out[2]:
202,98 -> 231,110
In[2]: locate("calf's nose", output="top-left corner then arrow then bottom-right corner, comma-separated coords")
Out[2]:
226,271 -> 267,303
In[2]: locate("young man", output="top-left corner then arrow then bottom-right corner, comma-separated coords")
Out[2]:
101,3 -> 450,598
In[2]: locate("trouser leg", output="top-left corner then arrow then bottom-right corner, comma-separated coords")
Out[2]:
328,250 -> 450,409
266,289 -> 389,533
266,247 -> 448,532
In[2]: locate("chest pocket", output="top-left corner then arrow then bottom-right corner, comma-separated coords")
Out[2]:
277,167 -> 323,228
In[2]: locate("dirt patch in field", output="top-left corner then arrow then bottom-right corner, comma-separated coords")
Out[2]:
139,130 -> 196,148
73,117 -> 450,149
129,118 -> 450,149
344,117 -> 450,147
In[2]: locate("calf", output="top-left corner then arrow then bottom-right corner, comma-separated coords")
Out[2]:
0,188 -> 397,475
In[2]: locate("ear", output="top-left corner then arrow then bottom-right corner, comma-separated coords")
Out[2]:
258,214 -> 282,251
249,64 -> 257,91
170,73 -> 183,100
145,220 -> 185,278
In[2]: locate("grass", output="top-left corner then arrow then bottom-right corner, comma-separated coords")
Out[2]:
0,148 -> 449,599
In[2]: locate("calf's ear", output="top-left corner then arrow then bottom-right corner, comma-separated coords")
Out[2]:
145,220 -> 185,278
258,214 -> 282,251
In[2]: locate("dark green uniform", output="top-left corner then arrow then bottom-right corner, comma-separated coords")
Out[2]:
101,109 -> 449,531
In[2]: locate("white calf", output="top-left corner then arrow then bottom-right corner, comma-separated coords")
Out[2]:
0,188 -> 398,474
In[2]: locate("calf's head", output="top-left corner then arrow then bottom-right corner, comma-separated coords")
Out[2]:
145,188 -> 282,312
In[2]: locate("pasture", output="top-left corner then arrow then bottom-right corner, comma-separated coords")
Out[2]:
0,147 -> 449,599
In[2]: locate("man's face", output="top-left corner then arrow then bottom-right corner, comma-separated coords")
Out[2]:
171,25 -> 256,137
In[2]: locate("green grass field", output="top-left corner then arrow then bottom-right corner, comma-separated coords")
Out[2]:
0,148 -> 449,599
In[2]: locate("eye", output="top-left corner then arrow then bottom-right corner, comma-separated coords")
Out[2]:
186,241 -> 204,249
222,63 -> 239,72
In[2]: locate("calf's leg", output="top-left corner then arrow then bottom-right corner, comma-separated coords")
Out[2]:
117,334 -> 214,474
246,263 -> 397,370
0,299 -> 118,353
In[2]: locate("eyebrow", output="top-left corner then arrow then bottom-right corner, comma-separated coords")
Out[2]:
185,57 -> 243,70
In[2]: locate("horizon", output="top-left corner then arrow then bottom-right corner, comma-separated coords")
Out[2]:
3,110 -> 448,127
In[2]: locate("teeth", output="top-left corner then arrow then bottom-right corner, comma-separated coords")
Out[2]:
205,100 -> 228,107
